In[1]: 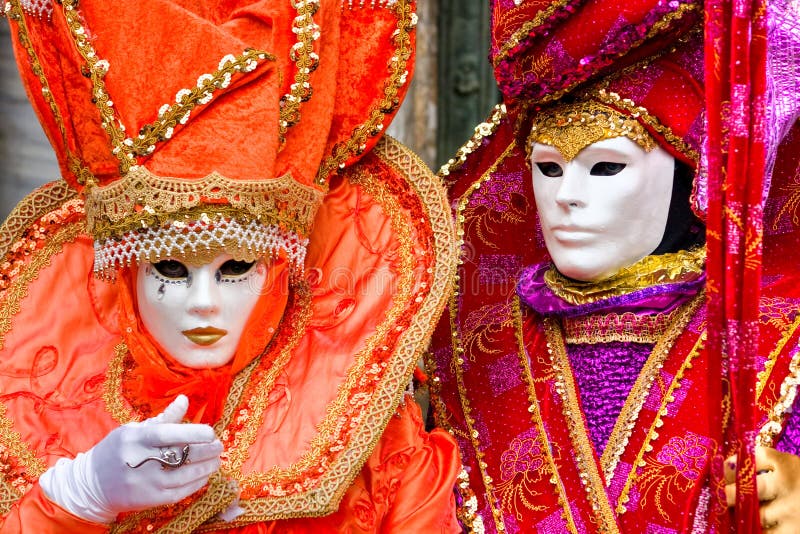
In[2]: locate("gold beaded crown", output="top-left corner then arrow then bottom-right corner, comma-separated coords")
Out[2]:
7,0 -> 417,274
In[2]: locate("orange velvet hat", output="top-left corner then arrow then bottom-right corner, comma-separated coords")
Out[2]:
8,0 -> 416,274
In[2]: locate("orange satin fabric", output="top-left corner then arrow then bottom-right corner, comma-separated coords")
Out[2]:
1,401 -> 460,533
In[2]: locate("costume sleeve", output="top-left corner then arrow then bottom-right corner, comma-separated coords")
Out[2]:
1,484 -> 109,534
374,397 -> 462,533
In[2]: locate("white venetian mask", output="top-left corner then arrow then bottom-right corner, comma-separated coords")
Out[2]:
136,253 -> 268,369
530,136 -> 675,282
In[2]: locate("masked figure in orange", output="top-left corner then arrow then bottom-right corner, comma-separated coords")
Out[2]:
428,0 -> 800,532
0,1 -> 461,532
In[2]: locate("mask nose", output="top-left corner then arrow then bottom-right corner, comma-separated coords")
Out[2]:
185,267 -> 220,318
554,164 -> 587,209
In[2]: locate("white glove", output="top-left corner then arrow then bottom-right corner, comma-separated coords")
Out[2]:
40,395 -> 224,523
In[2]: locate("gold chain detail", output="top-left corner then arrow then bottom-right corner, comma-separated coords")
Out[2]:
278,0 -> 321,143
85,167 -> 323,240
511,296 -> 579,533
314,0 -> 416,185
527,101 -> 658,162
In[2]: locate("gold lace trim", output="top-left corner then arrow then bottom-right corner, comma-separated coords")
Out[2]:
0,403 -> 47,513
314,1 -> 416,185
563,310 -> 678,344
527,101 -> 658,161
544,248 -> 706,305
85,167 -> 324,240
0,180 -> 77,262
109,472 -> 238,534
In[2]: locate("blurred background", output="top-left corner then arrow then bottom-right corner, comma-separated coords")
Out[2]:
0,0 -> 498,220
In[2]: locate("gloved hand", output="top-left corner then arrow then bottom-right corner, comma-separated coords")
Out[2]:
725,445 -> 800,533
40,395 -> 224,523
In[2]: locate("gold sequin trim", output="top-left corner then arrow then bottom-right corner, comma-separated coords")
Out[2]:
544,248 -> 706,305
527,101 -> 658,162
598,293 -> 704,484
85,167 -> 323,240
0,403 -> 47,511
314,0 -> 416,185
0,181 -> 77,262
0,221 -> 86,351
278,0 -> 321,143
444,141 -> 517,533
757,314 -> 800,447
591,89 -> 700,163
492,0 -> 574,67
512,296 -> 579,533
439,103 -> 507,178
542,317 -> 621,533
61,0 -> 272,175
615,329 -> 706,514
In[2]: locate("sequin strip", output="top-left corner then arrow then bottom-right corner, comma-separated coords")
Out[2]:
598,293 -> 704,484
757,319 -> 800,446
314,0 -> 416,184
447,141 -> 518,533
439,104 -> 507,178
616,331 -> 706,514
278,0 -> 321,143
512,297 -> 580,533
542,316 -> 621,532
340,0 -> 398,8
60,0 -> 272,175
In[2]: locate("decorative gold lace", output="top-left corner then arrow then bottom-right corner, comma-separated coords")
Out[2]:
544,248 -> 706,305
527,101 -> 658,161
85,167 -> 324,240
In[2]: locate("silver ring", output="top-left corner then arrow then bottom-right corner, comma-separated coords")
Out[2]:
126,444 -> 191,470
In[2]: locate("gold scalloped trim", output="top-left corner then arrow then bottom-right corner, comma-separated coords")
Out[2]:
0,181 -> 77,262
85,167 -> 324,240
314,0 -> 416,185
756,314 -> 800,447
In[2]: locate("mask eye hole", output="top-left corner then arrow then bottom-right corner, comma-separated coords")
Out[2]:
153,259 -> 189,279
218,260 -> 255,279
535,162 -> 563,177
590,162 -> 626,176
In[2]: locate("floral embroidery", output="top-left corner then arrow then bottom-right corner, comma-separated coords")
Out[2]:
495,433 -> 553,520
